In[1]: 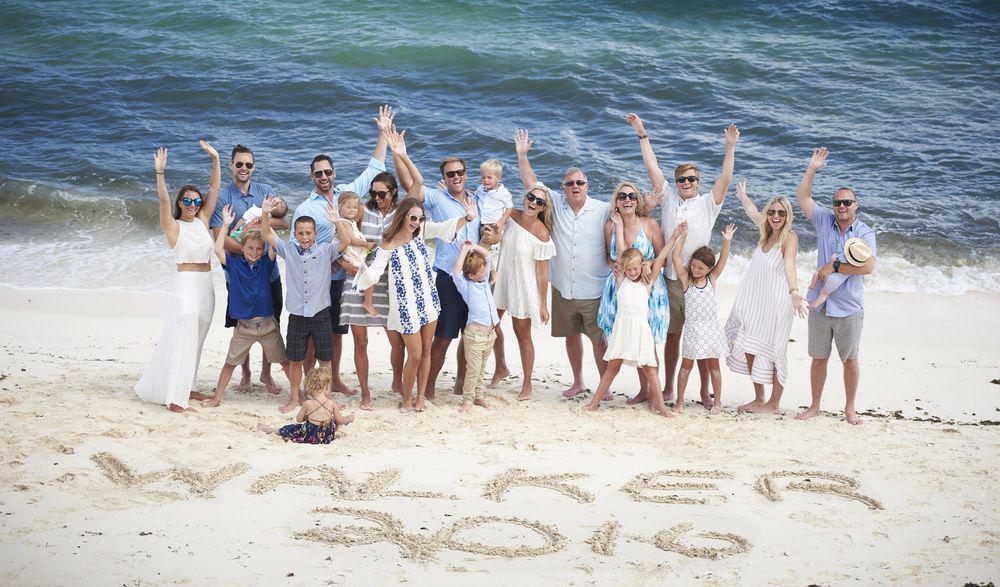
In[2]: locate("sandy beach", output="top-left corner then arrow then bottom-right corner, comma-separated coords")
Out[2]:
0,284 -> 998,585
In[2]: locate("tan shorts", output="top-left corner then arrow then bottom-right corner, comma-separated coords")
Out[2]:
225,316 -> 287,365
666,277 -> 685,335
551,287 -> 603,343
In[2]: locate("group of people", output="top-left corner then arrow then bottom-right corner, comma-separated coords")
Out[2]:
135,106 -> 877,443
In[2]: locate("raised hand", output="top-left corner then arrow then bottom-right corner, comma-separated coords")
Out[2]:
722,223 -> 736,241
644,183 -> 665,208
626,112 -> 647,137
325,203 -> 340,224
514,128 -> 533,155
199,140 -> 219,159
384,125 -> 407,156
610,211 -> 623,227
809,147 -> 829,171
221,204 -> 235,226
374,104 -> 396,133
735,180 -> 748,199
723,124 -> 740,147
670,220 -> 688,240
154,148 -> 168,173
463,196 -> 478,221
261,197 -> 273,216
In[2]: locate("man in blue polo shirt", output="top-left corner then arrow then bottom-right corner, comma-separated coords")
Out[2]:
794,147 -> 877,426
211,144 -> 288,394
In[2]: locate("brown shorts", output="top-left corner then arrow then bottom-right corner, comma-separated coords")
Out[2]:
666,277 -> 685,335
225,316 -> 287,365
551,287 -> 603,343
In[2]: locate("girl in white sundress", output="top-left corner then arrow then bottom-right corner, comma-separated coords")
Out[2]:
584,216 -> 683,418
726,182 -> 808,415
671,222 -> 736,414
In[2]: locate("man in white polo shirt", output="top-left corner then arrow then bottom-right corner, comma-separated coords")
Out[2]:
515,129 -> 610,397
627,113 -> 739,409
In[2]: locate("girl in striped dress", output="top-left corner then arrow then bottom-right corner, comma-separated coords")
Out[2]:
671,222 -> 735,414
725,182 -> 807,414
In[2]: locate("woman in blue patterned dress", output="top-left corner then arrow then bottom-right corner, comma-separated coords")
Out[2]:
596,181 -> 669,400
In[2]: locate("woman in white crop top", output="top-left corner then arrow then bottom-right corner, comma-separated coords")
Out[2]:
135,141 -> 221,412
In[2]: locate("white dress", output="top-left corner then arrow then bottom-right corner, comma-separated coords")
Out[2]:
135,218 -> 216,409
682,278 -> 728,360
725,246 -> 794,385
603,278 -> 657,368
353,218 -> 460,335
493,220 -> 556,327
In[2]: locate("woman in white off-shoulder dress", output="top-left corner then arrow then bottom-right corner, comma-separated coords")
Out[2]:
493,184 -> 556,400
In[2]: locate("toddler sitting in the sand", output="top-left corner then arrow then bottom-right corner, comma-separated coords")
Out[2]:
275,367 -> 354,444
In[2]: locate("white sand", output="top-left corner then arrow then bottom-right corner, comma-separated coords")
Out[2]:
0,284 -> 998,585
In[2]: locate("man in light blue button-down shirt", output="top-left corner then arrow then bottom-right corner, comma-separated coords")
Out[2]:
289,113 -> 391,397
515,129 -> 611,398
795,148 -> 877,426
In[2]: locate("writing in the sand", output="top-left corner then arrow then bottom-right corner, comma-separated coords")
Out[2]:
91,453 -> 883,563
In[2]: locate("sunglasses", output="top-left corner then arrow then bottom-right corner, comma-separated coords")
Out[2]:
676,175 -> 699,184
616,192 -> 638,201
563,180 -> 587,187
525,193 -> 547,205
181,197 -> 203,207
234,161 -> 254,169
766,209 -> 787,217
370,190 -> 390,199
833,199 -> 856,207
312,169 -> 334,178
444,169 -> 467,179
408,214 -> 426,223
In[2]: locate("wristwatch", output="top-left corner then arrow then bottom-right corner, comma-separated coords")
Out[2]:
833,260 -> 841,273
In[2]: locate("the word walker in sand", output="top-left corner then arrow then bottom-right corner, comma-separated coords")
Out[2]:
91,453 -> 884,564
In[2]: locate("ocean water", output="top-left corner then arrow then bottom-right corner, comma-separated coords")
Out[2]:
1,0 -> 998,293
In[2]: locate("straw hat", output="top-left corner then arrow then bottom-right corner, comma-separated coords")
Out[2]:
844,238 -> 872,266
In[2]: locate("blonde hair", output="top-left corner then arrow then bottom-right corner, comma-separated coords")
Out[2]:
758,196 -> 794,248
303,367 -> 332,399
526,183 -> 554,233
338,191 -> 361,207
462,251 -> 487,277
240,228 -> 265,246
611,180 -> 647,217
674,163 -> 700,179
480,159 -> 502,179
620,247 -> 644,270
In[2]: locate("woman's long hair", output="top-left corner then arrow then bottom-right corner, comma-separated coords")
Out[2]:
173,185 -> 203,219
366,171 -> 400,213
758,196 -> 794,248
526,183 -> 554,233
382,197 -> 424,243
610,180 -> 648,217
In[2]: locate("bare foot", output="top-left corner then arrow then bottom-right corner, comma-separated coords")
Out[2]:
340,414 -> 357,426
414,397 -> 427,412
425,387 -> 436,401
169,404 -> 189,413
360,397 -> 374,411
452,380 -> 464,396
254,422 -> 271,433
399,403 -> 414,413
260,374 -> 282,395
602,391 -> 613,401
189,391 -> 210,401
474,398 -> 491,409
662,388 -> 675,403
700,392 -> 714,410
583,403 -> 600,412
738,399 -> 764,413
235,374 -> 251,394
796,406 -> 821,420
391,380 -> 402,395
672,403 -> 684,414
517,389 -> 532,401
709,404 -> 721,415
201,398 -> 222,408
650,403 -> 675,418
626,390 -> 648,406
459,403 -> 473,413
334,381 -> 359,397
845,410 -> 863,425
487,367 -> 510,388
561,383 -> 586,398
278,402 -> 298,414
362,301 -> 379,317
744,402 -> 780,415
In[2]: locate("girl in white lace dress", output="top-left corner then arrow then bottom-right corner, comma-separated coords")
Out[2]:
671,223 -> 735,414
135,141 -> 220,413
584,215 -> 682,418
493,184 -> 556,400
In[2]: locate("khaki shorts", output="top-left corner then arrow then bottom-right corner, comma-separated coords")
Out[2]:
808,309 -> 864,362
666,277 -> 685,334
225,316 -> 287,365
551,287 -> 603,343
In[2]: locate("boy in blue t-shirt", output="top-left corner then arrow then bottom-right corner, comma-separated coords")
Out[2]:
201,205 -> 291,408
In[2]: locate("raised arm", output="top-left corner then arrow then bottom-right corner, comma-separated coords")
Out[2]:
386,126 -> 425,201
153,148 -> 180,245
782,232 -> 807,318
710,223 -> 736,282
654,222 -> 686,283
371,104 -> 394,163
260,197 -> 280,248
196,140 -> 221,225
670,222 -> 689,286
626,113 -> 667,197
514,129 -> 538,190
796,147 -> 827,221
215,205 -> 235,264
710,124 -> 739,205
735,181 -> 763,226
453,242 -> 473,274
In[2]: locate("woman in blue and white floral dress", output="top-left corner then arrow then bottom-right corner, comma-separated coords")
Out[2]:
354,197 -> 476,413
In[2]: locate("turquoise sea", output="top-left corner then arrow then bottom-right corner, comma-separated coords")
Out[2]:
1,0 -> 998,292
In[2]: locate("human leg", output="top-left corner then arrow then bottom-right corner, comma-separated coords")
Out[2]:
584,359 -> 622,412
415,322 -> 437,411
329,280 -> 357,396
511,317 -> 535,400
400,332 -> 422,412
661,277 -> 685,402
844,358 -> 862,425
737,353 -> 766,412
488,313 -> 510,388
798,310 -> 834,420
386,328 -> 405,394
675,358 -> 694,413
705,358 -> 723,414
642,365 -> 671,417
351,325 -> 373,410
428,270 -> 467,400
551,288 -> 586,397
697,359 -> 711,407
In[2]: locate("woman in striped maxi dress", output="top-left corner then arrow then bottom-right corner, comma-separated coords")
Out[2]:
725,183 -> 807,414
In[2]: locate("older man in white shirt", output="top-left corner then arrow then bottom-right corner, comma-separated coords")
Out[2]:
627,114 -> 739,409
515,129 -> 610,397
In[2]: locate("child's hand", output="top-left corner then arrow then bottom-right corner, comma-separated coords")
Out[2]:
199,139 -> 219,160
670,220 -> 688,240
722,223 -> 736,241
461,241 -> 473,252
154,147 -> 168,174
514,128 -> 533,155
261,198 -> 273,216
641,261 -> 652,282
221,204 -> 235,226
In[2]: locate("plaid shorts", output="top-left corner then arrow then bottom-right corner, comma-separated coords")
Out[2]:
285,310 -> 333,362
